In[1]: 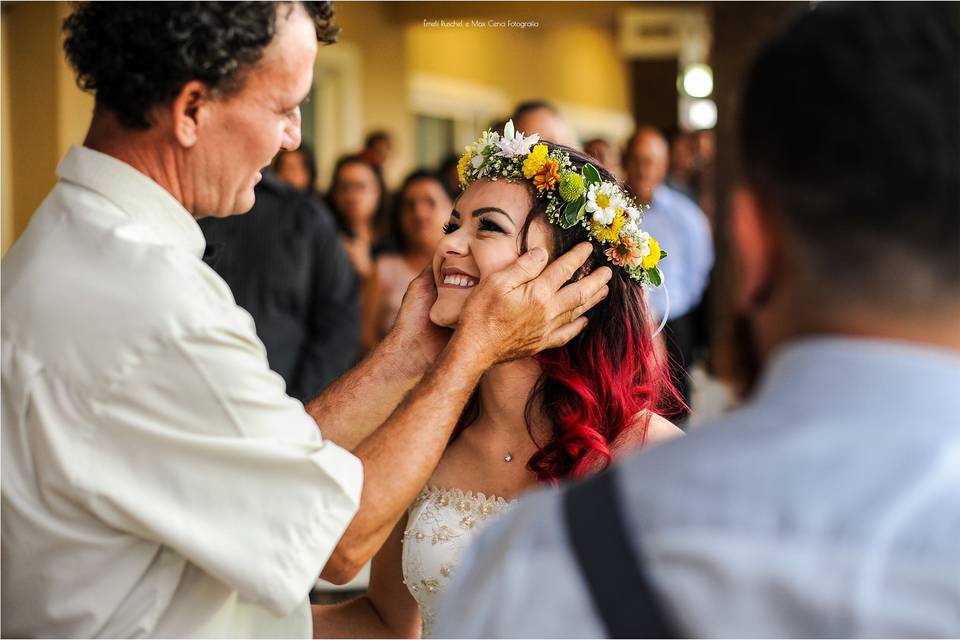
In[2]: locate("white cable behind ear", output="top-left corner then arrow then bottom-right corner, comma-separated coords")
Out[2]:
652,272 -> 670,338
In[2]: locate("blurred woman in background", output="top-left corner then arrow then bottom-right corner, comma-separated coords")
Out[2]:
326,154 -> 387,280
272,144 -> 319,197
361,169 -> 452,353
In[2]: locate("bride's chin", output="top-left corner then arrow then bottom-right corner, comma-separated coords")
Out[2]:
429,304 -> 460,329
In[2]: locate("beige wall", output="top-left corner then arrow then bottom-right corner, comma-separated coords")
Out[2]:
1,1 -> 92,255
331,3 -> 411,187
405,14 -> 630,113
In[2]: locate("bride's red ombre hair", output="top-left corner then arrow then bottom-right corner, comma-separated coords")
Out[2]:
453,144 -> 683,483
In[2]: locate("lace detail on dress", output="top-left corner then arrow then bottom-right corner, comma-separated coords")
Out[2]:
401,486 -> 518,637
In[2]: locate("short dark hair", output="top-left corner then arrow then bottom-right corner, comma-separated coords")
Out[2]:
364,131 -> 391,149
511,100 -> 559,122
63,1 -> 338,130
740,2 -> 960,303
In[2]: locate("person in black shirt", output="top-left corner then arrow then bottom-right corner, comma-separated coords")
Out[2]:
199,172 -> 360,401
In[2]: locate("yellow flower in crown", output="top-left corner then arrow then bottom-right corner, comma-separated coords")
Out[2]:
532,158 -> 560,191
642,236 -> 662,270
590,212 -> 626,243
522,144 -> 549,179
457,152 -> 473,187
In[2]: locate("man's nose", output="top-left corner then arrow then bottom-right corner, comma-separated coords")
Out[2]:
281,109 -> 302,151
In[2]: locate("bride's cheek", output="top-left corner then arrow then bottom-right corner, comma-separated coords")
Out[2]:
480,238 -> 522,277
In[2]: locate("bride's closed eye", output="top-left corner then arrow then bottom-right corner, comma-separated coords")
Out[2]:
478,218 -> 505,234
442,221 -> 459,234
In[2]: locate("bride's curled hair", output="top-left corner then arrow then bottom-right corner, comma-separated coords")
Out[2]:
453,143 -> 683,483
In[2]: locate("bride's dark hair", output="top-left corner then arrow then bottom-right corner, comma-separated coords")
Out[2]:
452,143 -> 683,483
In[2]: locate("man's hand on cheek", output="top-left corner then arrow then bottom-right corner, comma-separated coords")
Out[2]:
391,267 -> 453,372
456,242 -> 612,364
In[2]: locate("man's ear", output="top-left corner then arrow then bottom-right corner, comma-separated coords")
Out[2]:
729,185 -> 779,313
170,80 -> 212,148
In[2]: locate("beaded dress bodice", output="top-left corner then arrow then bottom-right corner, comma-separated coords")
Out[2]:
401,486 -> 518,637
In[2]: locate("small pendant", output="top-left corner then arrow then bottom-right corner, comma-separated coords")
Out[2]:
504,453 -> 513,462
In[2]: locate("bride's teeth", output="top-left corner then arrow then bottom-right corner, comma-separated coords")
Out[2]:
443,274 -> 477,287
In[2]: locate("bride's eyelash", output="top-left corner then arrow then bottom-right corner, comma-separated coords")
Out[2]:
479,219 -> 504,233
442,222 -> 459,234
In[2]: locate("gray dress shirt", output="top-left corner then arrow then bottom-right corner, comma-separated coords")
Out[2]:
436,337 -> 960,637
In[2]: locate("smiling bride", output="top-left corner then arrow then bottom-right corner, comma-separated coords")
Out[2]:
313,121 -> 684,638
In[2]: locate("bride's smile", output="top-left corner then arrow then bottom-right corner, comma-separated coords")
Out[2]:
438,267 -> 479,289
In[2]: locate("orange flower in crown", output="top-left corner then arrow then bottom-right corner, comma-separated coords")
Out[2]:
532,159 -> 560,192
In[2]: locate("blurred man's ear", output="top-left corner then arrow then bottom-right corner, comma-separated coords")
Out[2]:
730,186 -> 778,314
170,80 -> 212,148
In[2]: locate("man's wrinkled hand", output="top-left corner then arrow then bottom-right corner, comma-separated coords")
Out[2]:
457,242 -> 612,364
391,267 -> 452,372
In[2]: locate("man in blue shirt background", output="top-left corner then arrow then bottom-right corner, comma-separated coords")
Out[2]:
625,126 -> 714,415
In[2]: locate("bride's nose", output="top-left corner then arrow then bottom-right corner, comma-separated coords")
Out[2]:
438,226 -> 470,257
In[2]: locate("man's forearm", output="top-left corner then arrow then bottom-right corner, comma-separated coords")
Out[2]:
311,599 -> 400,639
320,333 -> 492,583
304,330 -> 426,451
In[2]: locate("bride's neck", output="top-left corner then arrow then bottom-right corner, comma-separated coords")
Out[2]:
474,358 -> 547,444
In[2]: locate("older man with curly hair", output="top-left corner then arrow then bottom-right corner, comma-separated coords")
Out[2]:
0,2 -> 611,637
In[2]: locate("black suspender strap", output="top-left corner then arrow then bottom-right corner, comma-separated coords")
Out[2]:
563,467 -> 679,639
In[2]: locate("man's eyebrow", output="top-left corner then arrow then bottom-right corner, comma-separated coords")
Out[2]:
472,207 -> 515,224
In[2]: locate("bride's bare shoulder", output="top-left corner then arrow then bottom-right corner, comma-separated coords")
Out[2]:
610,411 -> 683,459
641,412 -> 684,447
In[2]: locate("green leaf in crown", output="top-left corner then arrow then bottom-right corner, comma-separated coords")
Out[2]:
645,267 -> 662,287
582,163 -> 601,188
561,199 -> 587,229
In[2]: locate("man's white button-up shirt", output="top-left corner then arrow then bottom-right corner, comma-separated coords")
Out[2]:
1,145 -> 363,638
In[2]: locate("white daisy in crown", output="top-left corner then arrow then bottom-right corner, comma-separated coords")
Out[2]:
585,181 -> 627,226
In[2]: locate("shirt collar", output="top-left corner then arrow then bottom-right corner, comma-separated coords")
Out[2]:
56,144 -> 206,259
754,335 -> 960,412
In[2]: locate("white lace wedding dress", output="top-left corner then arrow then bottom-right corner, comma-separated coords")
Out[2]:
401,486 -> 518,637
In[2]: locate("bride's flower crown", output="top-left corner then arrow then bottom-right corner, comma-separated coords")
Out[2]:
456,120 -> 666,286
